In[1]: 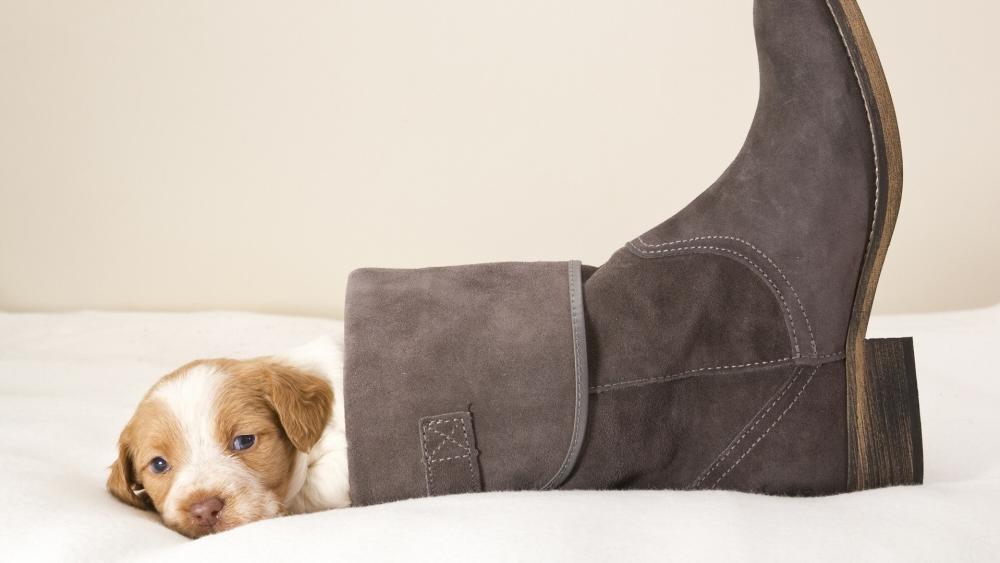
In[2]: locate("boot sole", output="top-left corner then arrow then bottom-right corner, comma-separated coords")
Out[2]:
827,0 -> 922,491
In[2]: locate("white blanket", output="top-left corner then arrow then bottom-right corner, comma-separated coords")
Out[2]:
0,308 -> 997,562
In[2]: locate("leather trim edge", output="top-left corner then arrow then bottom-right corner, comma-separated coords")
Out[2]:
541,260 -> 589,490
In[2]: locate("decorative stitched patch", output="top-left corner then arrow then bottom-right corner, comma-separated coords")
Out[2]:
418,411 -> 482,497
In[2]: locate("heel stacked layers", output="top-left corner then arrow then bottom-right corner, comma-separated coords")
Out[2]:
850,338 -> 924,491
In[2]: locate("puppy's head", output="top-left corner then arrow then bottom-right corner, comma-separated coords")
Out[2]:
107,358 -> 332,538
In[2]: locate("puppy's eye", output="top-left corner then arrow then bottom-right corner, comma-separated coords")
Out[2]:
149,457 -> 170,474
231,434 -> 256,451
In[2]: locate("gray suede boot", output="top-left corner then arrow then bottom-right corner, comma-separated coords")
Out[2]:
343,0 -> 922,506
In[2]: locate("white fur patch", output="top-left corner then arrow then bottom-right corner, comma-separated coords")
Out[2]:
276,333 -> 352,513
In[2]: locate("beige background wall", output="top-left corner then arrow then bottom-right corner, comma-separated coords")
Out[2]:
1,0 -> 997,318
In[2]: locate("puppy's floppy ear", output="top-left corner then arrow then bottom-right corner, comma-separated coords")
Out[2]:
107,431 -> 154,511
264,363 -> 333,452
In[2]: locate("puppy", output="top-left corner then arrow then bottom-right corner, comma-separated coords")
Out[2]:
107,336 -> 350,538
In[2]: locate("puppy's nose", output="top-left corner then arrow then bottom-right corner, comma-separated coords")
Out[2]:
188,497 -> 224,528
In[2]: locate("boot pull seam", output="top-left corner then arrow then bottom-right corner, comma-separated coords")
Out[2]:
590,352 -> 843,394
633,234 -> 817,358
591,357 -> 791,393
690,366 -> 804,489
710,365 -> 821,489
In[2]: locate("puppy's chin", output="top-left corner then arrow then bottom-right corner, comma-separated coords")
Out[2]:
163,491 -> 285,539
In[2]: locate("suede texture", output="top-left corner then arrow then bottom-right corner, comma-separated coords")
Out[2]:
343,0 -> 878,505
584,251 -> 793,394
344,262 -> 583,506
708,361 -> 848,495
631,0 -> 875,359
562,362 -> 845,496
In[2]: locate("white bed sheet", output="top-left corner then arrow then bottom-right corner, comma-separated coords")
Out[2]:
0,307 -> 997,562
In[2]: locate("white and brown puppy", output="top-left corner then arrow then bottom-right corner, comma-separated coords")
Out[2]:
107,336 -> 350,538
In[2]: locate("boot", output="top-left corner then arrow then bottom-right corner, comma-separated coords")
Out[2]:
342,0 -> 922,506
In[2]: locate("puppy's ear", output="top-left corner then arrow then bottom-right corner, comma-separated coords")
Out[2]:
265,363 -> 333,452
107,432 -> 153,511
